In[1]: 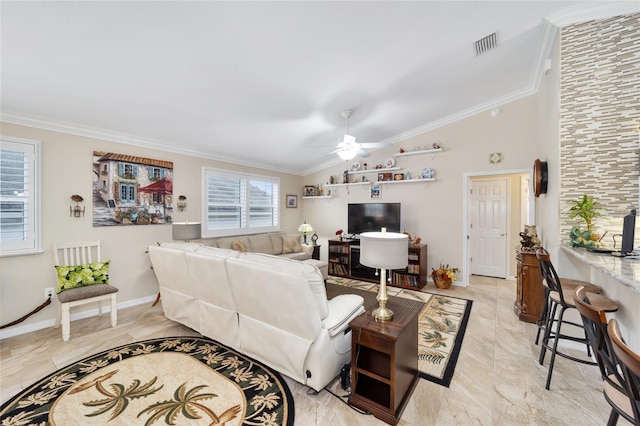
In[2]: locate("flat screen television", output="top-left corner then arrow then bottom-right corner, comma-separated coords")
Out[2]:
622,209 -> 636,255
347,203 -> 401,236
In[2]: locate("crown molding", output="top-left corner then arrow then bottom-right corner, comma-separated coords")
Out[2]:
545,1 -> 639,27
0,113 -> 302,176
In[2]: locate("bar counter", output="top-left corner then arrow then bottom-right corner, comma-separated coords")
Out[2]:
562,246 -> 640,351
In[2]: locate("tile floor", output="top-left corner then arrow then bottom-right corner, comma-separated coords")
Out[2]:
0,276 -> 626,425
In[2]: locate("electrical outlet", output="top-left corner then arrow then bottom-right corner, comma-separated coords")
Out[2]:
44,287 -> 54,301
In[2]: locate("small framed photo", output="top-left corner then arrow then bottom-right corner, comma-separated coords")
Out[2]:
286,194 -> 297,208
303,186 -> 316,196
393,173 -> 404,181
378,172 -> 392,182
371,184 -> 381,198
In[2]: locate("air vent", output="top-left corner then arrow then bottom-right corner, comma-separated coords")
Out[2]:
474,32 -> 497,56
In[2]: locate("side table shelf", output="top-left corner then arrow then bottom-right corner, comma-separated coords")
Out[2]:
348,302 -> 420,425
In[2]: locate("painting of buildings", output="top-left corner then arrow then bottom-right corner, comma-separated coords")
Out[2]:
92,151 -> 174,226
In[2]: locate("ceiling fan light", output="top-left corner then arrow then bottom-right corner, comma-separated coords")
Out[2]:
343,134 -> 356,144
337,148 -> 358,161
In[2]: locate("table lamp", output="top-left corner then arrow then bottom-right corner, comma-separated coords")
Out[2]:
298,222 -> 313,244
360,228 -> 408,321
172,222 -> 201,242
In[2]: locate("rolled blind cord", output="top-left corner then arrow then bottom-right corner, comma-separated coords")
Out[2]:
0,296 -> 52,329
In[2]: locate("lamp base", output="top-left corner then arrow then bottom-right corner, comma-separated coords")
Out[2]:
372,305 -> 394,321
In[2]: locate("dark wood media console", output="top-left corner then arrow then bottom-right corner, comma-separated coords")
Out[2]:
328,239 -> 427,290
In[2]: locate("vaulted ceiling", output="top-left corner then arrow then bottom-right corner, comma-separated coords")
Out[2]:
1,1 -> 637,175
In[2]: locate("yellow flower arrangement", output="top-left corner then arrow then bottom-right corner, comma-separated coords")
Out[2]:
431,263 -> 459,283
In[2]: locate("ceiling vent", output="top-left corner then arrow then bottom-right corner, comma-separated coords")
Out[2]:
474,32 -> 497,56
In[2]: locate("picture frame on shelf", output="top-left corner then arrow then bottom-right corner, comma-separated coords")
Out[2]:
286,194 -> 297,208
378,172 -> 392,182
371,184 -> 380,198
393,173 -> 404,181
304,186 -> 316,196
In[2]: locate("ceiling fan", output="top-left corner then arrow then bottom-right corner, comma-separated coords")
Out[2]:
331,110 -> 391,160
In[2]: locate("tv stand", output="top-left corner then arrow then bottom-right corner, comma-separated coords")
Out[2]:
328,239 -> 428,290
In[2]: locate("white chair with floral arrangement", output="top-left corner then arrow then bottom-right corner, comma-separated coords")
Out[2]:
53,240 -> 118,341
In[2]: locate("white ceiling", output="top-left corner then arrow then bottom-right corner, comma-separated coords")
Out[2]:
1,1 -> 637,175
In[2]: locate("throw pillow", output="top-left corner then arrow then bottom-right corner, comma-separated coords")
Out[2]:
230,240 -> 247,253
55,260 -> 110,293
282,235 -> 302,254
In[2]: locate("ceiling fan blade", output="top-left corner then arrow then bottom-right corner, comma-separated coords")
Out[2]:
357,141 -> 391,149
357,149 -> 371,158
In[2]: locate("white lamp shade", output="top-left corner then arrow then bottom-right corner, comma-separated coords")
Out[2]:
360,231 -> 408,270
298,223 -> 313,233
172,222 -> 201,241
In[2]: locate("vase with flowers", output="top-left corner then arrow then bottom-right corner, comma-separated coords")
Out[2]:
431,263 -> 459,289
335,229 -> 344,241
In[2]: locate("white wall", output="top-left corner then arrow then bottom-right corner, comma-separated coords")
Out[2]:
0,123 -> 304,334
302,95 -> 541,283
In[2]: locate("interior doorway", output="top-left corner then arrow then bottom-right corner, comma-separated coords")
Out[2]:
462,169 -> 533,285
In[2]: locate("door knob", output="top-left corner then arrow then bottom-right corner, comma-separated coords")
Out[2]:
500,233 -> 506,236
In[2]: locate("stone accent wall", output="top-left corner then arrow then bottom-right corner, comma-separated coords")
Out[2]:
559,14 -> 640,243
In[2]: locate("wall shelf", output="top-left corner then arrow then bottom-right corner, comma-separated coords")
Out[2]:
301,195 -> 332,199
325,182 -> 371,188
348,167 -> 400,175
375,178 -> 436,185
394,148 -> 443,158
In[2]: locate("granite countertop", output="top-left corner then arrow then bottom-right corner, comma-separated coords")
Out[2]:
561,246 -> 640,294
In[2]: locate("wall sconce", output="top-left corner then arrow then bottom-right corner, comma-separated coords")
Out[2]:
70,194 -> 85,218
177,195 -> 187,212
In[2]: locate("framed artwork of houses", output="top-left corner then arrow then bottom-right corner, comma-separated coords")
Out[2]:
92,151 -> 174,227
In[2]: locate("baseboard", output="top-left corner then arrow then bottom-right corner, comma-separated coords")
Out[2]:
0,294 -> 157,340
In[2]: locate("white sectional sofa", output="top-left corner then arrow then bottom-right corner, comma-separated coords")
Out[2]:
148,242 -> 365,392
200,231 -> 313,261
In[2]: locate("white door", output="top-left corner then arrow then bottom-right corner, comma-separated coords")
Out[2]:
470,178 -> 508,278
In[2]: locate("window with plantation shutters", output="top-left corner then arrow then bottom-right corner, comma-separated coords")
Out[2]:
0,137 -> 42,256
202,168 -> 279,237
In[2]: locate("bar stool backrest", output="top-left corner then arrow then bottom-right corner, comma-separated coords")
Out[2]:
574,287 -> 622,384
608,319 -> 640,425
536,248 -> 567,305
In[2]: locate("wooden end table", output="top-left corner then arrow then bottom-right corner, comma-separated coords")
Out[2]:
348,301 -> 420,425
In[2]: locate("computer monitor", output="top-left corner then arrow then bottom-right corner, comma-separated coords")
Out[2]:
621,209 -> 636,255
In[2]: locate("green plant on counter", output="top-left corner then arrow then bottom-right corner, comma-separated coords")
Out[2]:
568,194 -> 601,231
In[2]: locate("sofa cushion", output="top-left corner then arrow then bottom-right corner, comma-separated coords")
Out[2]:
240,252 -> 328,318
279,252 -> 311,261
217,236 -> 252,252
194,245 -> 240,258
159,242 -> 201,252
55,260 -> 111,293
269,233 -> 284,254
248,233 -> 275,255
282,235 -> 302,254
230,240 -> 247,252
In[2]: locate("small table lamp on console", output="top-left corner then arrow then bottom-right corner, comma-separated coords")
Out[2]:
360,228 -> 408,321
172,222 -> 201,242
298,222 -> 313,244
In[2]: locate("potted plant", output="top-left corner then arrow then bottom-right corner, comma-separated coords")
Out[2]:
431,263 -> 459,289
136,210 -> 150,224
114,209 -> 130,223
568,194 -> 602,240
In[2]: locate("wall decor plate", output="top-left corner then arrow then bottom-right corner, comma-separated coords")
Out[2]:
422,167 -> 435,179
384,158 -> 396,168
351,161 -> 361,171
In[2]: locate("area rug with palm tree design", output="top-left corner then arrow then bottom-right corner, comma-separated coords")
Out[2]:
326,277 -> 472,388
0,337 -> 294,425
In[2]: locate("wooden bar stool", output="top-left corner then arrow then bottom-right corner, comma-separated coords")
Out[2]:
536,248 -> 618,390
534,248 -> 601,345
608,319 -> 640,426
574,287 -> 636,425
